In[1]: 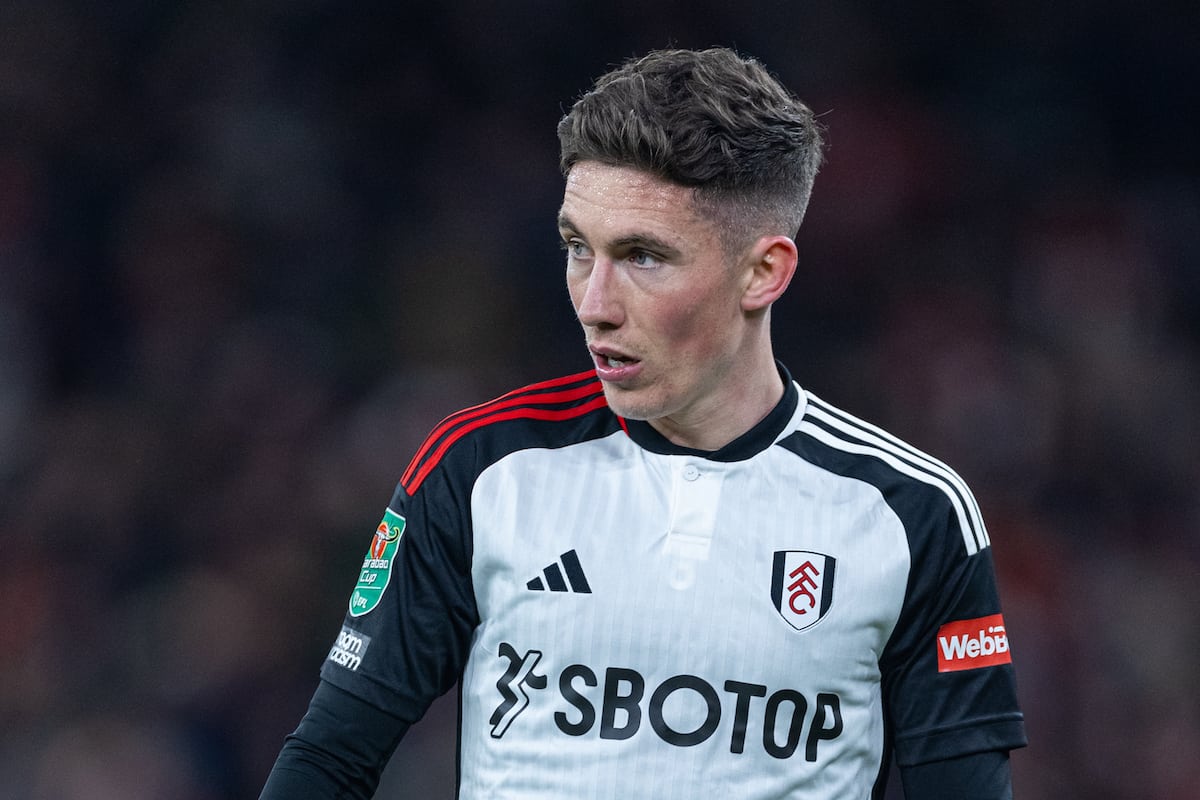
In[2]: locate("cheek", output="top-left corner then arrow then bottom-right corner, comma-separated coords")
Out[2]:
652,293 -> 727,355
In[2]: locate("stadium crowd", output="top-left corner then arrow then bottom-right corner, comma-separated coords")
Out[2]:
1,2 -> 1196,798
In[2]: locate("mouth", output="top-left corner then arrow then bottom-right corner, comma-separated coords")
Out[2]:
591,345 -> 637,365
590,346 -> 641,380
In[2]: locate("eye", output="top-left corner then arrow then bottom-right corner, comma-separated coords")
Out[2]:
561,238 -> 591,261
627,249 -> 661,269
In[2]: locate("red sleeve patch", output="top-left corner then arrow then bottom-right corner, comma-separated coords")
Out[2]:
936,614 -> 1012,673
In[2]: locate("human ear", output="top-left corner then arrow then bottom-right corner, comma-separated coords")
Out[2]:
741,236 -> 797,312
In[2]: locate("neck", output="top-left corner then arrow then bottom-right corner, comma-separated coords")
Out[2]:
649,348 -> 784,452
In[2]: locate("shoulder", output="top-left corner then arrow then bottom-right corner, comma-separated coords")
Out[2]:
779,388 -> 989,556
399,370 -> 617,496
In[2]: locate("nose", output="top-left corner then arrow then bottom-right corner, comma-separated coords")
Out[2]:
573,259 -> 624,329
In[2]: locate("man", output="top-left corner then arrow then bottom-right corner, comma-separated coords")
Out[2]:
261,47 -> 1026,798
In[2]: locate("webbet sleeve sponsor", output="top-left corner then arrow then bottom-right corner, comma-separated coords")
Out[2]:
936,614 -> 1012,673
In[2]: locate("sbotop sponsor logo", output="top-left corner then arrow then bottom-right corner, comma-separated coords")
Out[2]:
936,613 -> 1012,673
489,643 -> 843,761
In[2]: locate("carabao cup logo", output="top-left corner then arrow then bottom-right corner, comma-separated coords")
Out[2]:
350,509 -> 406,617
771,550 -> 836,632
371,521 -> 393,559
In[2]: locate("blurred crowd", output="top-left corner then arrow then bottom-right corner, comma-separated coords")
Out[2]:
1,2 -> 1197,798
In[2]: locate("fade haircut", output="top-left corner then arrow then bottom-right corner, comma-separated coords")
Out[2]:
557,47 -> 824,254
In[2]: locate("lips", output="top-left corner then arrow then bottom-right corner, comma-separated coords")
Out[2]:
590,345 -> 641,382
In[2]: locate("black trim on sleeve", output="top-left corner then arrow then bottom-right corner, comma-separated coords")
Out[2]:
259,680 -> 410,800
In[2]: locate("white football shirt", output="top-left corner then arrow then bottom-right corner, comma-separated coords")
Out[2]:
321,366 -> 1025,799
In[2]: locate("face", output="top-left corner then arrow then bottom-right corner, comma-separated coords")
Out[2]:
559,162 -> 762,440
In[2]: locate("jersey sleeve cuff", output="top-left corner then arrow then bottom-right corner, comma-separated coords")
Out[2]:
319,661 -> 430,725
894,713 -> 1028,767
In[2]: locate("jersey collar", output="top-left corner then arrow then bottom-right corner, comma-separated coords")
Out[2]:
619,362 -> 799,462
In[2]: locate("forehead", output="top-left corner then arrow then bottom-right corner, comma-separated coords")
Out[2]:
559,162 -> 708,239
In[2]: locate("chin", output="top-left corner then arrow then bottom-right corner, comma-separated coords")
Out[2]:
600,385 -> 670,422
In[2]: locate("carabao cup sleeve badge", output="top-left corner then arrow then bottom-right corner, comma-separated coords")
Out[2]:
349,509 -> 406,617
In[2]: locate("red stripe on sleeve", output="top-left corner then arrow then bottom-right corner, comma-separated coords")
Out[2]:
403,393 -> 610,495
400,371 -> 598,487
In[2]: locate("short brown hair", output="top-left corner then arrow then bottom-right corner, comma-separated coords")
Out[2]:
557,47 -> 824,252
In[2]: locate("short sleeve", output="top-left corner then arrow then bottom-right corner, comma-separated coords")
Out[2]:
880,498 -> 1027,766
318,467 -> 479,722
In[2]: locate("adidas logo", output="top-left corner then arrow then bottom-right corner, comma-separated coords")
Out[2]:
527,549 -> 591,594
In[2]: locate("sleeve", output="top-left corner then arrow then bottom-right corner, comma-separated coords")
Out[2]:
898,749 -> 1014,800
259,680 -> 410,799
319,465 -> 480,725
880,492 -> 1027,767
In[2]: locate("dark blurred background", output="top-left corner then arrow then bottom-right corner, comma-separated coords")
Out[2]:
1,1 -> 1197,798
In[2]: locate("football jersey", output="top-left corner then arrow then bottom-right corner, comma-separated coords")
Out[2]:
320,365 -> 1026,799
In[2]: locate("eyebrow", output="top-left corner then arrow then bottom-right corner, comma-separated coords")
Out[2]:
556,212 -> 579,235
557,213 -> 684,261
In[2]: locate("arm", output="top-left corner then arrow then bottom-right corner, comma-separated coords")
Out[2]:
899,749 -> 1014,800
259,680 -> 410,800
262,456 -> 478,797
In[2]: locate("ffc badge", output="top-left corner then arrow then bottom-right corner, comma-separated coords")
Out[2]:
771,550 -> 836,632
349,509 -> 406,617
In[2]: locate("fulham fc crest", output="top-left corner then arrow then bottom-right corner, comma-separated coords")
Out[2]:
771,550 -> 836,632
